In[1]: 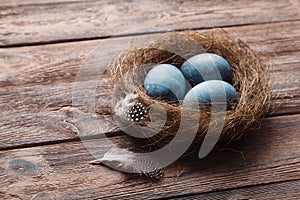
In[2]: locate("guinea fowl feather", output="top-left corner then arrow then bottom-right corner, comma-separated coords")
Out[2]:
90,147 -> 163,181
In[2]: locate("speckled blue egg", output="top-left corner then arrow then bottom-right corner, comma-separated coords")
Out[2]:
183,80 -> 238,109
180,53 -> 233,87
144,64 -> 186,100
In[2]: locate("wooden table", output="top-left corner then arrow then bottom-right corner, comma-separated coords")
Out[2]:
1,0 -> 300,199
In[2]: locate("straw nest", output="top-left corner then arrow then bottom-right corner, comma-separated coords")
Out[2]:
108,31 -> 271,148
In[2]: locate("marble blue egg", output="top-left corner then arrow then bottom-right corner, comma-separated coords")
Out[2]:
183,80 -> 238,109
180,53 -> 233,87
144,64 -> 186,100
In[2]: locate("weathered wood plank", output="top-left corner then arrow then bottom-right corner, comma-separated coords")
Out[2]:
0,80 -> 118,149
0,0 -> 300,46
0,114 -> 299,199
1,20 -> 300,87
0,0 -> 91,7
0,21 -> 300,149
172,180 -> 300,200
0,57 -> 299,149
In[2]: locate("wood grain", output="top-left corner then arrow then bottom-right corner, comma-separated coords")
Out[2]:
0,0 -> 92,7
173,180 -> 300,200
1,20 -> 300,87
0,21 -> 300,149
0,114 -> 299,199
0,80 -> 118,149
0,0 -> 300,46
1,1 -> 299,199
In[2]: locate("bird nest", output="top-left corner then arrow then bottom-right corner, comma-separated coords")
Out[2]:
108,31 -> 271,148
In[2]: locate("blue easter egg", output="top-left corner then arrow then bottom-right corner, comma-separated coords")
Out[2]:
180,53 -> 233,87
144,64 -> 186,100
183,80 -> 238,109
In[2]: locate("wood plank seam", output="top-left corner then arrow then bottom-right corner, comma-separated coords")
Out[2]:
165,179 -> 300,200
